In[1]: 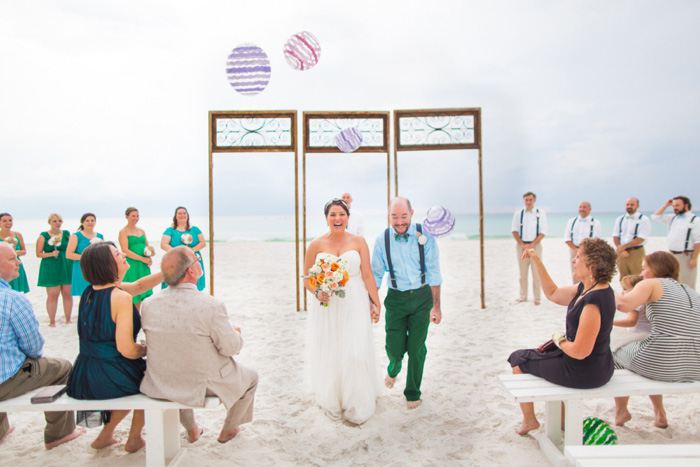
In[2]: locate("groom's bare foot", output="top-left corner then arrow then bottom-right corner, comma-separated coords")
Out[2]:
218,426 -> 244,443
186,424 -> 203,443
384,375 -> 395,389
407,400 -> 421,409
45,427 -> 86,449
614,409 -> 632,426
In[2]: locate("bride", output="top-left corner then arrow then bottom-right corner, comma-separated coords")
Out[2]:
304,198 -> 383,424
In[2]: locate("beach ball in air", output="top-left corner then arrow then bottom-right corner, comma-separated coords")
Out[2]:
226,43 -> 271,96
422,206 -> 455,238
284,31 -> 321,70
335,128 -> 363,153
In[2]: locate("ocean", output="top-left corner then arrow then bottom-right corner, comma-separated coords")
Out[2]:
10,212 -> 668,244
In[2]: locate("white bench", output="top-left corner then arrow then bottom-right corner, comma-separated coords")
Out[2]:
498,369 -> 700,467
0,388 -> 219,467
565,444 -> 700,466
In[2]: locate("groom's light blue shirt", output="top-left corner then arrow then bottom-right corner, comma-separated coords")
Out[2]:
371,223 -> 442,291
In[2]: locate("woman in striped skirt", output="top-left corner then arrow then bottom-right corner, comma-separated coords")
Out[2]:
613,251 -> 700,428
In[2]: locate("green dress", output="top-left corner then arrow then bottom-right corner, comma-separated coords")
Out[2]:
161,226 -> 205,291
37,230 -> 73,287
3,235 -> 29,293
122,234 -> 153,303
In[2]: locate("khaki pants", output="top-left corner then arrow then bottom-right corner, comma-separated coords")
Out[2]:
179,367 -> 258,432
0,357 -> 76,444
674,252 -> 698,290
617,247 -> 645,279
516,243 -> 541,302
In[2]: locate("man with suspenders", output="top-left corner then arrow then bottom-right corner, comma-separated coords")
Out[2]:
371,197 -> 442,409
511,192 -> 547,305
564,201 -> 602,283
613,197 -> 651,278
653,196 -> 700,289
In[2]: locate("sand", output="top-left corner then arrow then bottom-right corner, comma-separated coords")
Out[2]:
3,236 -> 700,466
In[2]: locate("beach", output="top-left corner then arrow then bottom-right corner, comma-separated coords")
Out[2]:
4,236 -> 700,466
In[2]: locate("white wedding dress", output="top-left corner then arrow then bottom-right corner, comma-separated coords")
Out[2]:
306,250 -> 382,424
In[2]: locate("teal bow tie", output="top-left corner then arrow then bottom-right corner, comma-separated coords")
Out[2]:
678,214 -> 686,218
395,233 -> 409,242
626,215 -> 635,219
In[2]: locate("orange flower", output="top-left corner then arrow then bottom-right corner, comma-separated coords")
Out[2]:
329,282 -> 338,289
339,270 -> 349,286
330,262 -> 339,271
307,277 -> 316,288
316,275 -> 324,285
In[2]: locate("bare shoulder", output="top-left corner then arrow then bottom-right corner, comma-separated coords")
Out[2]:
111,287 -> 133,305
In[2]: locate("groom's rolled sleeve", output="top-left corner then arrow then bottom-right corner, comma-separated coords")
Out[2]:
371,237 -> 387,289
424,236 -> 442,286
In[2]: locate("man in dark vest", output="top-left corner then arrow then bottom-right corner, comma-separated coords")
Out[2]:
371,197 -> 442,409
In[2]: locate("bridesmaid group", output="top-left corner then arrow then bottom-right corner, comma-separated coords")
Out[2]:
0,207 -> 206,322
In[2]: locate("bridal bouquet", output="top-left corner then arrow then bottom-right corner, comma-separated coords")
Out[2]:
306,255 -> 349,307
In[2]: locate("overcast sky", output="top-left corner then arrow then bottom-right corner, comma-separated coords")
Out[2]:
1,0 -> 698,220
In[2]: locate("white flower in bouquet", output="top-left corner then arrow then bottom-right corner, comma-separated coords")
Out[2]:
90,237 -> 103,245
142,245 -> 155,257
48,235 -> 62,247
180,233 -> 193,245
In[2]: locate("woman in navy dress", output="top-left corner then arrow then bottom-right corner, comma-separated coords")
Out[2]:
508,238 -> 617,435
67,241 -> 161,452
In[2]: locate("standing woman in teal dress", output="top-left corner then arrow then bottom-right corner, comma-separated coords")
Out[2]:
0,212 -> 30,293
160,206 -> 206,291
35,213 -> 73,326
118,207 -> 154,308
66,213 -> 104,297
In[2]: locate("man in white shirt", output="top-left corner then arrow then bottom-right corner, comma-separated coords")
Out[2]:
652,196 -> 700,289
613,197 -> 651,278
564,201 -> 602,283
511,192 -> 547,305
341,192 -> 365,236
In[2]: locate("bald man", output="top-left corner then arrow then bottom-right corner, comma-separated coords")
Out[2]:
564,201 -> 602,283
340,192 -> 365,236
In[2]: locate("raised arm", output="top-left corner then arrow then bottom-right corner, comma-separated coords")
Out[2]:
119,272 -> 163,296
523,248 -> 578,306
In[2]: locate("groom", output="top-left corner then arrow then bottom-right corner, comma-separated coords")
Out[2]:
371,197 -> 442,409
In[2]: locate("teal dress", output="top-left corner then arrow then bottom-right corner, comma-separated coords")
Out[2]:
67,286 -> 145,400
122,234 -> 153,304
4,235 -> 29,293
37,230 -> 73,287
162,226 -> 205,291
70,231 -> 104,296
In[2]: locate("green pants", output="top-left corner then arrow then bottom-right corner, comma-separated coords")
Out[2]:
384,286 -> 432,401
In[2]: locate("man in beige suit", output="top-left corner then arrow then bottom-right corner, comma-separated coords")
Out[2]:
140,246 -> 258,443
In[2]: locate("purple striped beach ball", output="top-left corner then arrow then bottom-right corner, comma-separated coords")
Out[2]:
335,127 -> 363,153
226,44 -> 271,96
423,206 -> 455,238
283,31 -> 321,71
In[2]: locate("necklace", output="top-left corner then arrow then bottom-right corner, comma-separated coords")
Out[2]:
580,281 -> 600,298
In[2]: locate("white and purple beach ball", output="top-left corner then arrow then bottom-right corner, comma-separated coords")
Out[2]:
226,43 -> 271,96
283,31 -> 321,71
423,206 -> 455,238
335,128 -> 363,153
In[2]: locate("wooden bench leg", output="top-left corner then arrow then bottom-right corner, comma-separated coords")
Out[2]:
564,400 -> 583,447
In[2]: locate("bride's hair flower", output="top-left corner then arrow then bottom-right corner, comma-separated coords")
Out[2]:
305,255 -> 349,307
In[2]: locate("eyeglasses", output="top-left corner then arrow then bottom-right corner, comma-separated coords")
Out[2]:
188,256 -> 200,269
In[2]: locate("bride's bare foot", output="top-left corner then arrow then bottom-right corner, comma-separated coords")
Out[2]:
516,419 -> 540,435
218,426 -> 244,444
614,409 -> 632,426
186,424 -> 203,443
384,375 -> 395,389
124,436 -> 145,453
90,434 -> 120,450
407,400 -> 421,409
45,427 -> 86,449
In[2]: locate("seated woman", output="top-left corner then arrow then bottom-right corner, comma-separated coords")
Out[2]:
66,241 -> 162,452
613,251 -> 700,428
508,238 -> 617,435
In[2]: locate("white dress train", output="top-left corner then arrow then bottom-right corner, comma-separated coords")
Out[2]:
305,250 -> 382,424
